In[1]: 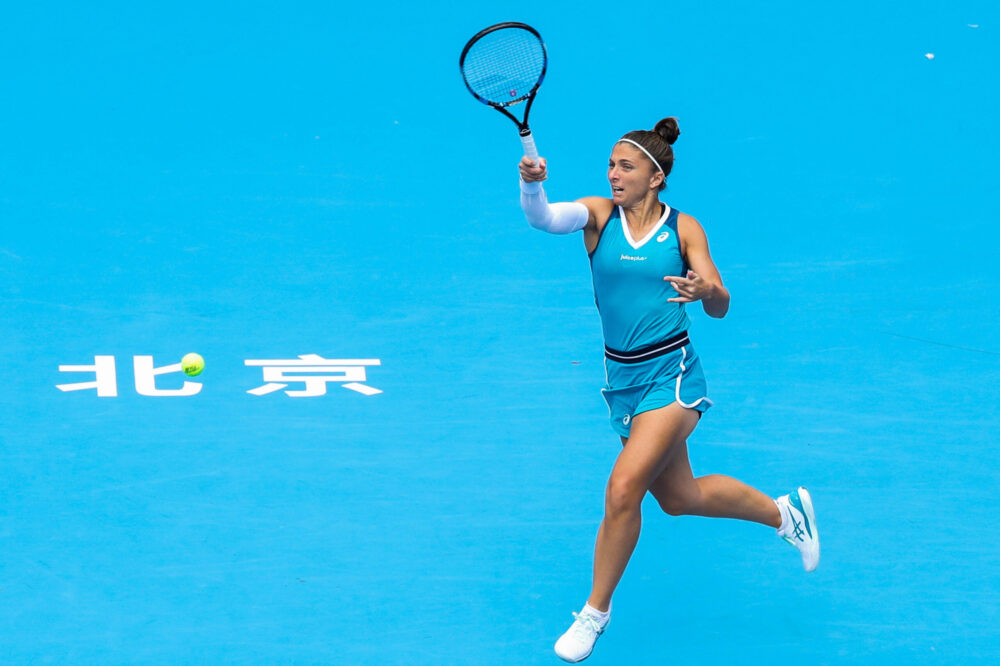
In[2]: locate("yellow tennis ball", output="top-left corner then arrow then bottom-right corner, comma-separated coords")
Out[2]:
181,353 -> 205,377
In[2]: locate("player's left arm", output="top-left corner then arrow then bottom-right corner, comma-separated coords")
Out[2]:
664,213 -> 730,318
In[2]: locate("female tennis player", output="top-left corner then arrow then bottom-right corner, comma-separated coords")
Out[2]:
518,117 -> 819,662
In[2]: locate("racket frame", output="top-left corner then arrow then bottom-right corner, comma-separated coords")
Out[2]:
459,21 -> 547,160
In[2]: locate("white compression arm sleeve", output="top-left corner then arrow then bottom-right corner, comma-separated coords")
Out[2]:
520,179 -> 588,234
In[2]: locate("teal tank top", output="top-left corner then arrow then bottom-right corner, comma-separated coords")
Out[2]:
589,204 -> 690,351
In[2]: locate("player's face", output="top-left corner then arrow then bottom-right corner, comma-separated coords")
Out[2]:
608,143 -> 661,205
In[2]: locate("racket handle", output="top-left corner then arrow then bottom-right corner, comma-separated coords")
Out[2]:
520,130 -> 539,163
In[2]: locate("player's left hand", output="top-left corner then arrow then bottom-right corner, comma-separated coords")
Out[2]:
664,270 -> 714,303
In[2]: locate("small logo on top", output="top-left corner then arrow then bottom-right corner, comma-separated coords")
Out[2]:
657,231 -> 670,243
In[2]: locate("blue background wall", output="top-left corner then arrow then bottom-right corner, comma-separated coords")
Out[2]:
2,1 -> 998,663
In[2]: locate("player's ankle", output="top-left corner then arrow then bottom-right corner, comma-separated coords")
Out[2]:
584,600 -> 611,618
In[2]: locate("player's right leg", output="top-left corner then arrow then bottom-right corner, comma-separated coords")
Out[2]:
555,403 -> 698,663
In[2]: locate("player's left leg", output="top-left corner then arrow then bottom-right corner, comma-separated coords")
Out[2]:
646,438 -> 819,571
646,441 -> 781,526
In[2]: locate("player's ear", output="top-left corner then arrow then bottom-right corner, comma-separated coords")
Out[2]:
650,171 -> 665,189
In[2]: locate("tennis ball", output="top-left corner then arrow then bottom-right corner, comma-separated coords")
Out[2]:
181,353 -> 205,377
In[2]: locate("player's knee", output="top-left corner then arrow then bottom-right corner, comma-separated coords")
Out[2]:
657,489 -> 700,517
605,474 -> 644,517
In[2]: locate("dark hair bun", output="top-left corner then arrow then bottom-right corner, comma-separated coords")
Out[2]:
654,117 -> 680,145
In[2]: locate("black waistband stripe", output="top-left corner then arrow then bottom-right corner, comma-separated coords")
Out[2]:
604,331 -> 690,364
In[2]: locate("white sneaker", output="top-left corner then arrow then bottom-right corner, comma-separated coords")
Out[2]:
776,487 -> 820,572
554,608 -> 608,663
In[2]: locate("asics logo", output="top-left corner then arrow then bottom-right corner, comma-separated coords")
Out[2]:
657,231 -> 670,242
791,515 -> 805,541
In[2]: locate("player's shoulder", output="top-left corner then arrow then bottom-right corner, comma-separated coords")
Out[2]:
576,197 -> 615,227
577,196 -> 614,214
676,211 -> 707,236
675,211 -> 711,251
676,210 -> 702,228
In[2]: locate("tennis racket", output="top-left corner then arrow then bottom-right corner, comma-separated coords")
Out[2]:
459,22 -> 547,162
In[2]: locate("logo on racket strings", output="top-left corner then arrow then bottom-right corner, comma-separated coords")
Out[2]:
509,89 -> 517,97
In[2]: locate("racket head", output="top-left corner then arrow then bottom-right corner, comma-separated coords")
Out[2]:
459,22 -> 547,110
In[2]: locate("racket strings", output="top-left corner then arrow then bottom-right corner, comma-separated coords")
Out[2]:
462,29 -> 545,106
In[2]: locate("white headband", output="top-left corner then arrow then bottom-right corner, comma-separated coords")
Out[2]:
616,138 -> 664,174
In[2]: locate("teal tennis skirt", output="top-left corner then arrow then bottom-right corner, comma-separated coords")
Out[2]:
601,332 -> 712,438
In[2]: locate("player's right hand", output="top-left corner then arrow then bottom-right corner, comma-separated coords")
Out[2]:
519,155 -> 547,183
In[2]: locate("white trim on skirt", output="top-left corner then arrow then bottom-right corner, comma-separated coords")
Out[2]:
674,346 -> 714,410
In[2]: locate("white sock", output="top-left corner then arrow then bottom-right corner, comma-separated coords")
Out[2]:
775,498 -> 789,533
582,603 -> 610,627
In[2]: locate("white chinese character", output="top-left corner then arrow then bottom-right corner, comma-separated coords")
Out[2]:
56,355 -> 118,397
133,356 -> 203,397
245,354 -> 381,397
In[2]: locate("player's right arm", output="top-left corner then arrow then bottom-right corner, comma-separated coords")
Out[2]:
576,196 -> 614,254
518,156 -> 612,248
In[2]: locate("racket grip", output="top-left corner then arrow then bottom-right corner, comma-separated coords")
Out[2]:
520,130 -> 539,163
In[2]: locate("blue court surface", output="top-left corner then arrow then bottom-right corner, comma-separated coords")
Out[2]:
3,1 -> 999,664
